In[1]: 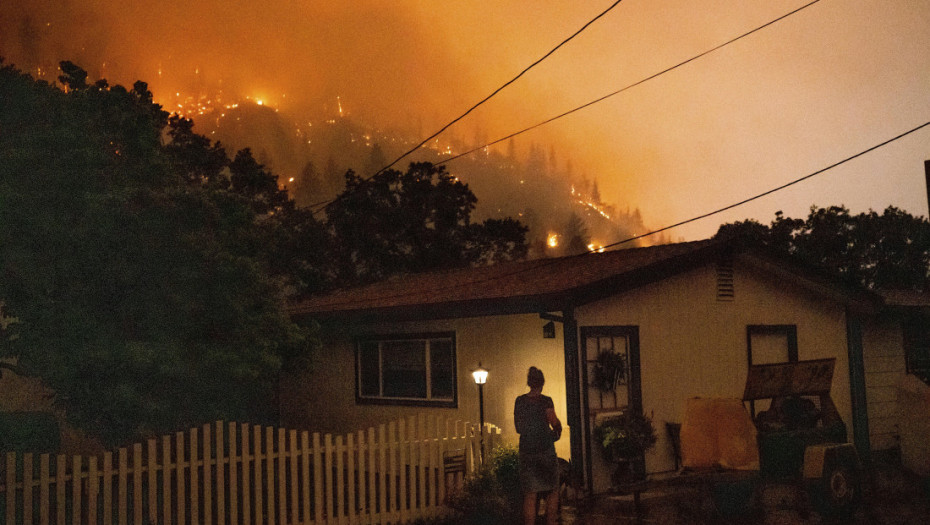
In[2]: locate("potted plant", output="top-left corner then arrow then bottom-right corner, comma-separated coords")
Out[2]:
594,411 -> 657,484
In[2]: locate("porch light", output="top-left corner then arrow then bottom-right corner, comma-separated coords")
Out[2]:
472,363 -> 488,462
472,363 -> 488,385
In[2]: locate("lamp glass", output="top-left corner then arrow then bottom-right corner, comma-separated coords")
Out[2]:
472,366 -> 488,385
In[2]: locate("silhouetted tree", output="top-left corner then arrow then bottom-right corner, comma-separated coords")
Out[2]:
716,206 -> 930,291
0,61 -> 316,446
564,213 -> 591,256
324,162 -> 528,286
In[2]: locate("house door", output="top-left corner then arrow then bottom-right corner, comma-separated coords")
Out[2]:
580,326 -> 642,494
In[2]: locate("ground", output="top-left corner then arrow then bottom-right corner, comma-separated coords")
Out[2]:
561,462 -> 930,524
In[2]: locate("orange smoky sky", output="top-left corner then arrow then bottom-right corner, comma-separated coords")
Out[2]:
3,0 -> 930,241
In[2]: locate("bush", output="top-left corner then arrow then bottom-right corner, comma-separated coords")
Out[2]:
447,444 -> 521,525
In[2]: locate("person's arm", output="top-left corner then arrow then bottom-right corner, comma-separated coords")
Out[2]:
514,397 -> 526,434
546,407 -> 562,441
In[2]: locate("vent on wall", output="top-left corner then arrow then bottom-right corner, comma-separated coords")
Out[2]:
716,258 -> 734,301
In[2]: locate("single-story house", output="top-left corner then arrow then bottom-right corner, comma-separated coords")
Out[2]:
284,239 -> 930,493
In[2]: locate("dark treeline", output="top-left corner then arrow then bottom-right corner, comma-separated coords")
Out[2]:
0,60 -> 527,446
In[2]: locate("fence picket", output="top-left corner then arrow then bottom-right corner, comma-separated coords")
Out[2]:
224,423 -> 234,525
202,423 -> 213,525
312,432 -> 323,525
87,456 -> 97,525
147,440 -> 157,525
346,433 -> 357,525
301,431 -> 311,525
71,456 -> 80,525
335,435 -> 344,524
161,437 -> 170,525
0,417 -> 499,525
4,453 -> 13,525
397,420 -> 407,525
387,421 -> 396,523
277,428 -> 286,525
241,423 -> 251,525
190,428 -> 199,525
24,453 -> 34,525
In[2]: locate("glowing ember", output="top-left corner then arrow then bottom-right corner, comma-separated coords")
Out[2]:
547,233 -> 559,248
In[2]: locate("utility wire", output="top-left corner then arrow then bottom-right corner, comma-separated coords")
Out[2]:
439,0 -> 822,167
305,120 -> 930,311
309,0 -> 625,213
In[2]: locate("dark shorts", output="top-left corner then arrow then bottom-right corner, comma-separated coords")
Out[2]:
519,450 -> 559,494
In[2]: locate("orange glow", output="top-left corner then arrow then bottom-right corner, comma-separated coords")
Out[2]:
547,233 -> 559,248
1,1 -> 927,243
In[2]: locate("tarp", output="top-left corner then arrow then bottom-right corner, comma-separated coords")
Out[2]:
680,397 -> 760,471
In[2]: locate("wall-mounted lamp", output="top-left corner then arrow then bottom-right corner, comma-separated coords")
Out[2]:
543,320 -> 556,339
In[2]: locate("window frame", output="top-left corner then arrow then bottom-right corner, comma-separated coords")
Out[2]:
903,315 -> 930,385
355,332 -> 458,408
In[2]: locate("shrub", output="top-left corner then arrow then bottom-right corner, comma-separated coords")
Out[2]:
447,444 -> 521,525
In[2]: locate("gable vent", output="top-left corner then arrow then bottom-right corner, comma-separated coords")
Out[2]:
716,258 -> 734,301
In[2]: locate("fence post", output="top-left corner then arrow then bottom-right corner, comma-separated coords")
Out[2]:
253,425 -> 263,525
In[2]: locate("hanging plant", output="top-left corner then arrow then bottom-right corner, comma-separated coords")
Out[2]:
594,411 -> 657,462
591,350 -> 626,392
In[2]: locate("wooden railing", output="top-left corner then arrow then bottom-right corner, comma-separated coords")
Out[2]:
1,415 -> 501,524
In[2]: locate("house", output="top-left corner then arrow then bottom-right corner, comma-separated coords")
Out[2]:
284,238 -> 903,492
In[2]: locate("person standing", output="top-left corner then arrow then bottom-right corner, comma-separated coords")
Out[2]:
514,366 -> 563,525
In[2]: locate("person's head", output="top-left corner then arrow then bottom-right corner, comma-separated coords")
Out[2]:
527,366 -> 545,389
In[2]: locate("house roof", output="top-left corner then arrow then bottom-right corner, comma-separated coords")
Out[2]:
289,239 -> 884,323
289,239 -> 748,322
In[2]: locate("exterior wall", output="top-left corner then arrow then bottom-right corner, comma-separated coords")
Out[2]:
575,257 -> 853,476
280,313 -> 572,460
861,317 -> 906,451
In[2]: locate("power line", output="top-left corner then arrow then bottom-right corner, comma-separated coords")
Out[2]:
597,120 -> 930,250
439,0 -> 823,166
310,0 -> 625,213
304,119 -> 930,311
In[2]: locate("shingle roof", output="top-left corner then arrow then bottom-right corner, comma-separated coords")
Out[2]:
289,239 -> 728,321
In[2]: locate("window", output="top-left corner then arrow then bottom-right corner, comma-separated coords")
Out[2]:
356,333 -> 457,407
904,316 -> 930,385
746,325 -> 798,365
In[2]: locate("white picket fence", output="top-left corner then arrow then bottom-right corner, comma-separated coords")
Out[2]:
1,416 -> 502,525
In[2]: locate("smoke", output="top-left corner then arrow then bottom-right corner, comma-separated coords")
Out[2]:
1,1 -> 482,132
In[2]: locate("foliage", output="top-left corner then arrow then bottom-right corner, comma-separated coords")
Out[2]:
591,350 -> 626,392
594,411 -> 657,462
0,60 -> 319,446
324,162 -> 528,287
447,444 -> 522,525
716,206 -> 930,291
0,59 -> 530,446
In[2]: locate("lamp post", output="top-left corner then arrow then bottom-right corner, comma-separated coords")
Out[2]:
472,363 -> 488,461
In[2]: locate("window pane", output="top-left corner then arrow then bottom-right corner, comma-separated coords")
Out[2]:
382,340 -> 427,398
430,339 -> 454,399
359,341 -> 380,397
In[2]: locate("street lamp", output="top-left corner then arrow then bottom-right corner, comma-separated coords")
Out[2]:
472,363 -> 488,460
